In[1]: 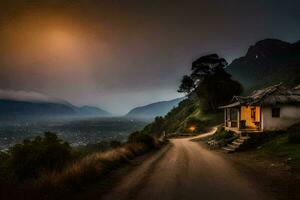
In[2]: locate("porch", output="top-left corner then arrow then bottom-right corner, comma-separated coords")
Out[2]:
224,105 -> 263,134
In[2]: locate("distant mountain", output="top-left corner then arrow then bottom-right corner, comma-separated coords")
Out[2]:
75,106 -> 110,117
126,97 -> 184,119
227,39 -> 300,89
0,98 -> 110,120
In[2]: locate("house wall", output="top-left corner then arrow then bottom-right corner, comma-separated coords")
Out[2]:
262,105 -> 300,131
240,106 -> 261,128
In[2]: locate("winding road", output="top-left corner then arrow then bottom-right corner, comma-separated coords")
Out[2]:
103,128 -> 270,200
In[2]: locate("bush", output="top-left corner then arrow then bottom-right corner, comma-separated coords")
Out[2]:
288,123 -> 300,144
128,131 -> 155,148
75,141 -> 111,156
7,132 -> 72,181
110,140 -> 122,148
0,152 -> 10,185
31,143 -> 148,197
212,127 -> 235,141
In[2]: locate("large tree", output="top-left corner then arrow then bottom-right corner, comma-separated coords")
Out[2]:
178,54 -> 242,112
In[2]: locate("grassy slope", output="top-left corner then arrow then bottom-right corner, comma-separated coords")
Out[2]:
16,143 -> 153,199
256,134 -> 300,172
142,94 -> 223,136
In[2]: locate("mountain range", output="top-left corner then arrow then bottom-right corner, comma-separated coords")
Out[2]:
227,38 -> 300,90
126,97 -> 184,119
0,98 -> 110,120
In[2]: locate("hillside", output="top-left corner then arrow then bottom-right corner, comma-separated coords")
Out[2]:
227,39 -> 300,89
141,95 -> 223,136
126,97 -> 184,119
0,99 -> 110,120
139,38 -> 300,136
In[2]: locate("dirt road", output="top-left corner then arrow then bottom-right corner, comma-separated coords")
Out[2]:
103,128 -> 270,200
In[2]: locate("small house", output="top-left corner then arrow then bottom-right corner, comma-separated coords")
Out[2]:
220,83 -> 300,133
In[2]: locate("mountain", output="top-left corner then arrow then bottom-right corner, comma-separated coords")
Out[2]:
0,98 -> 110,120
76,106 -> 110,117
227,39 -> 300,89
126,97 -> 184,119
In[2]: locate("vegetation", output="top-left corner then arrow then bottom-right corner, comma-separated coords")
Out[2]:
287,123 -> 300,144
178,54 -> 243,112
140,94 -> 223,137
256,133 -> 300,173
0,131 -> 159,199
31,143 -> 150,199
0,132 -> 73,185
74,140 -> 122,156
128,131 -> 156,148
137,54 -> 240,137
211,127 -> 235,141
201,127 -> 237,148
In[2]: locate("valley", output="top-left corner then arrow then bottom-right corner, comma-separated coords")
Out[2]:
0,117 -> 149,150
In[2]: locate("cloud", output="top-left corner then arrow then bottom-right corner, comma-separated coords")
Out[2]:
0,89 -> 64,103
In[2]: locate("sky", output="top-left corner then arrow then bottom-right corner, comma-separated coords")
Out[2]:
0,0 -> 300,114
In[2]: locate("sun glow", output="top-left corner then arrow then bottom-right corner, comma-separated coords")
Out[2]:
46,28 -> 81,58
48,29 -> 75,51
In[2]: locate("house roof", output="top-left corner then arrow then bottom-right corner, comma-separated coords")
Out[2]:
220,83 -> 300,108
294,84 -> 300,90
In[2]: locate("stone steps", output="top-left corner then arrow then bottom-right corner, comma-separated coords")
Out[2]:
222,135 -> 250,153
228,143 -> 239,149
222,147 -> 235,153
232,141 -> 243,146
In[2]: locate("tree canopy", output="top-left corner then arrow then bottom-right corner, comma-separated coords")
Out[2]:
178,54 -> 243,112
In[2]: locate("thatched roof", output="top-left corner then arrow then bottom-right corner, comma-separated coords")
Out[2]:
294,84 -> 300,94
220,83 -> 300,108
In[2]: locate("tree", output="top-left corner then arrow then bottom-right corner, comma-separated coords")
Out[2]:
178,75 -> 195,93
8,132 -> 72,180
179,54 -> 242,112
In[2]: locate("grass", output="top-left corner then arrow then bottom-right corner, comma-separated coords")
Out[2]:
256,134 -> 300,172
255,123 -> 300,173
22,143 -> 152,199
199,127 -> 237,148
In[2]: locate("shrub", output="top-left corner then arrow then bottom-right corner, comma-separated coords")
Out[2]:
288,123 -> 300,144
0,152 -> 11,185
75,141 -> 111,156
110,140 -> 122,148
128,131 -> 155,148
32,143 -> 148,196
212,127 -> 235,141
7,132 -> 72,181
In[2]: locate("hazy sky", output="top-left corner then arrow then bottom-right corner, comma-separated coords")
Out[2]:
0,0 -> 300,114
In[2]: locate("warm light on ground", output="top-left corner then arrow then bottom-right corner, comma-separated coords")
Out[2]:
189,126 -> 196,132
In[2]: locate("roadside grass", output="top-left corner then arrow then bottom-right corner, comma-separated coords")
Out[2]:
199,126 -> 237,148
26,143 -> 153,199
256,134 -> 300,172
0,132 -> 162,199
